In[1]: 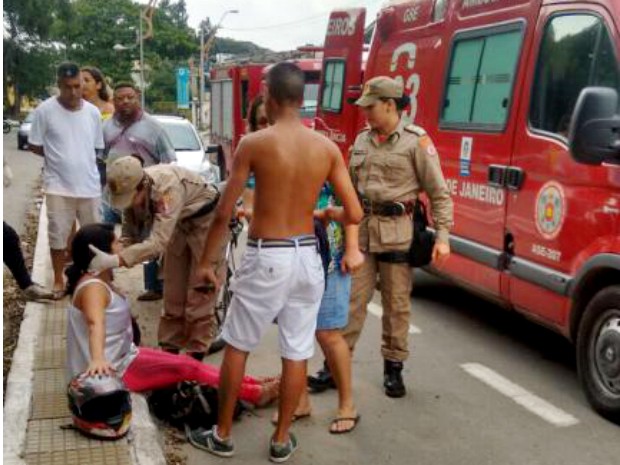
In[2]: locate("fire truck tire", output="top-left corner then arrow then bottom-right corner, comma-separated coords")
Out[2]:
576,285 -> 620,424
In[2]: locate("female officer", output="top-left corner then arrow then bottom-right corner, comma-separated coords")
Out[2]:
310,76 -> 453,398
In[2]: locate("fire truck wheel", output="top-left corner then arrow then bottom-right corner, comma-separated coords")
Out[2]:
576,285 -> 620,424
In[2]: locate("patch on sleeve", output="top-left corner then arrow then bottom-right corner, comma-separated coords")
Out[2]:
419,136 -> 437,157
155,190 -> 174,215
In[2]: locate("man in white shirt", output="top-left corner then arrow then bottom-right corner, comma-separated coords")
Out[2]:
29,62 -> 104,297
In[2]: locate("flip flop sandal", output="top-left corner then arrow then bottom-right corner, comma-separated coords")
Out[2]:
271,411 -> 311,426
329,415 -> 361,435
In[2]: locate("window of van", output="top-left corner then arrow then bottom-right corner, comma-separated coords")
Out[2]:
320,60 -> 346,113
432,0 -> 447,22
441,26 -> 522,130
530,14 -> 620,139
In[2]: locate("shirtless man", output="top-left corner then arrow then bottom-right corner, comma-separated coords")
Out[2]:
194,62 -> 363,462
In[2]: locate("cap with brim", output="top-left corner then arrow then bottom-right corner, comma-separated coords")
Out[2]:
106,156 -> 144,210
355,76 -> 404,107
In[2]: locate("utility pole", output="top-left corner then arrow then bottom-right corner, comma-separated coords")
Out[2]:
198,19 -> 210,130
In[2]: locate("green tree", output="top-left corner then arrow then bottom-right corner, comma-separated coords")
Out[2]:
3,0 -> 71,116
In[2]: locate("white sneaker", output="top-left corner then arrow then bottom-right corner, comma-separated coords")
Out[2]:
23,284 -> 54,301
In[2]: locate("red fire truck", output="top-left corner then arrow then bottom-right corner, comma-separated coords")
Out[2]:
209,58 -> 322,177
316,1 -> 620,422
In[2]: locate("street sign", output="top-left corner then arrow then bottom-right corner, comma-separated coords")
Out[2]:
176,67 -> 190,109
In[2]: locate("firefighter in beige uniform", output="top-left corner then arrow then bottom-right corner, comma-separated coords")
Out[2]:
88,156 -> 226,360
345,76 -> 452,397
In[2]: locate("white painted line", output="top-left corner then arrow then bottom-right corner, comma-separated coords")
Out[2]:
368,302 -> 422,334
461,363 -> 579,427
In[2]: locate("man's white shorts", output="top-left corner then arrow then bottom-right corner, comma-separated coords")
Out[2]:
222,239 -> 325,361
46,194 -> 101,250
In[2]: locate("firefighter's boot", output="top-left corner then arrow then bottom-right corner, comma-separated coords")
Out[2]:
384,360 -> 406,398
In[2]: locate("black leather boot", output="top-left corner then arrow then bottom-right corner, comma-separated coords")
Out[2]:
384,360 -> 406,398
307,360 -> 336,393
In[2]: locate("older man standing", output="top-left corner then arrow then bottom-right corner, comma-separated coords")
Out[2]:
29,62 -> 104,297
103,82 -> 176,301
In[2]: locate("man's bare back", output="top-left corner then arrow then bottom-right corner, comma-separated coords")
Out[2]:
245,120 -> 348,239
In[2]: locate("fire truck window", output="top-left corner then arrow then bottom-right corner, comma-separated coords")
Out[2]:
211,82 -> 222,136
321,61 -> 345,112
222,80 -> 233,139
471,30 -> 521,125
432,0 -> 447,22
442,38 -> 484,124
530,14 -> 616,138
302,83 -> 319,119
442,28 -> 521,128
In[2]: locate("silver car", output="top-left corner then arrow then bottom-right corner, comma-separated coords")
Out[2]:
17,112 -> 34,150
153,115 -> 220,183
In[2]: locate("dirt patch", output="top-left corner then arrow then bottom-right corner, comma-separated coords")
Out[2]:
3,190 -> 43,401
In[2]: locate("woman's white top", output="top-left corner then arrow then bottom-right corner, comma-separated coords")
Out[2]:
66,278 -> 138,381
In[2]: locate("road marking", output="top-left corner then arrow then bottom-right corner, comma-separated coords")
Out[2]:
461,363 -> 579,427
368,302 -> 422,334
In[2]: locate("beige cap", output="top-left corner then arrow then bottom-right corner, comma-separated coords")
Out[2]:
106,156 -> 144,210
355,76 -> 403,107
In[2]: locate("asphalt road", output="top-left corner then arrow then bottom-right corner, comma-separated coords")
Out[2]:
3,132 -> 43,234
183,267 -> 619,465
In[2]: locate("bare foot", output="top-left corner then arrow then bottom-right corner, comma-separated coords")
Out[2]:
256,380 -> 280,407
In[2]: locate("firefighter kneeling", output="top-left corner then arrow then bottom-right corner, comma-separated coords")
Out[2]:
88,156 -> 226,360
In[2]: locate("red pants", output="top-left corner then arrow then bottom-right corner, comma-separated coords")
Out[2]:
122,347 -> 262,405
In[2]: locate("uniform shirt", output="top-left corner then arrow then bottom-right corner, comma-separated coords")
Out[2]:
119,165 -> 219,267
28,97 -> 103,198
103,111 -> 176,167
316,183 -> 345,273
349,119 -> 453,252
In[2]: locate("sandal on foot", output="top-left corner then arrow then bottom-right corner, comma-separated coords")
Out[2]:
329,415 -> 361,434
271,410 -> 311,426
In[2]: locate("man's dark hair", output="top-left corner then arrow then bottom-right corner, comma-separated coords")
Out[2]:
113,81 -> 139,93
265,62 -> 305,105
57,62 -> 80,80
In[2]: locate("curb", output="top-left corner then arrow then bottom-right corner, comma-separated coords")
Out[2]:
2,203 -> 166,465
3,203 -> 48,465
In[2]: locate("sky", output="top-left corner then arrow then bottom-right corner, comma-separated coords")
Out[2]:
140,0 -> 385,51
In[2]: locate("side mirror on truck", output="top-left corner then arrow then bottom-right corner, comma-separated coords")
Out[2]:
568,87 -> 620,165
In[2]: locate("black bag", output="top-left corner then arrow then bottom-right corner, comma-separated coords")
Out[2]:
409,200 -> 435,268
314,218 -> 330,287
147,381 -> 245,431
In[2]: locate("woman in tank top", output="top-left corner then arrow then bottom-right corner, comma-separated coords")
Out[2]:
65,223 -> 279,406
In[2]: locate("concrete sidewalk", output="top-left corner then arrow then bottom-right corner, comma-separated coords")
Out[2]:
3,204 -> 165,465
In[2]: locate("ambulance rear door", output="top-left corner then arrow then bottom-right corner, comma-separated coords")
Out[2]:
315,8 -> 366,161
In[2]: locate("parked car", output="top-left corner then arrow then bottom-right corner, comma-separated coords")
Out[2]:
17,113 -> 34,150
153,115 -> 220,183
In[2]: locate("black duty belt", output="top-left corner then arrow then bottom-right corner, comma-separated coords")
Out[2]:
247,236 -> 317,248
186,192 -> 220,221
360,197 -> 414,217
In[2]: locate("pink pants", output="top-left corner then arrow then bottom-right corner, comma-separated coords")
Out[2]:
122,347 -> 262,405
